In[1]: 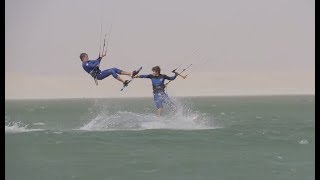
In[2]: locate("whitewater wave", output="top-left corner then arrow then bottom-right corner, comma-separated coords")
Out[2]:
6,98 -> 220,132
79,104 -> 218,131
33,122 -> 45,126
5,122 -> 44,133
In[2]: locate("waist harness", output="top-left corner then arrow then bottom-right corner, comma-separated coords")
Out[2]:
89,67 -> 101,86
153,84 -> 165,93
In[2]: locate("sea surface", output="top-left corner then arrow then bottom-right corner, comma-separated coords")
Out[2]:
5,95 -> 315,180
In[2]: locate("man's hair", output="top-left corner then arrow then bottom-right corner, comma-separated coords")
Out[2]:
152,66 -> 161,74
79,53 -> 87,61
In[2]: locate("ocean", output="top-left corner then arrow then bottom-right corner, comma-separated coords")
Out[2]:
5,95 -> 315,180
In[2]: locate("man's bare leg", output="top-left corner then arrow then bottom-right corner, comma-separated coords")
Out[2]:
116,76 -> 126,83
157,108 -> 163,117
169,102 -> 177,114
120,71 -> 133,77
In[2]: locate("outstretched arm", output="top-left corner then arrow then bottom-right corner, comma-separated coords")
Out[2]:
98,49 -> 107,61
96,57 -> 102,62
88,58 -> 101,67
164,73 -> 178,81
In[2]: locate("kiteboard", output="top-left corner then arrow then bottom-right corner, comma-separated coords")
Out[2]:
120,66 -> 142,91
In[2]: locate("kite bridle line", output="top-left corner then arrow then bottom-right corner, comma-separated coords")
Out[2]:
181,55 -> 212,79
165,63 -> 193,87
94,0 -> 117,85
172,48 -> 200,73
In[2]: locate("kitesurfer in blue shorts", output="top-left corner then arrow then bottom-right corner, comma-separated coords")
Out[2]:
134,66 -> 178,116
80,52 -> 138,86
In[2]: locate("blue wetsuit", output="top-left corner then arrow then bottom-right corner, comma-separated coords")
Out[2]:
139,74 -> 178,109
82,57 -> 122,80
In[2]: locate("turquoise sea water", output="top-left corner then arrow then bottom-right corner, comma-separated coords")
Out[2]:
5,95 -> 315,180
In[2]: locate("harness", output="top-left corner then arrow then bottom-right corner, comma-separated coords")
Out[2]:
152,75 -> 166,93
153,84 -> 165,93
89,66 -> 101,86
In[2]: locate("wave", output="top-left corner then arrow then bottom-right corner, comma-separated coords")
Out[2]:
5,121 -> 44,133
6,98 -> 220,132
78,100 -> 219,131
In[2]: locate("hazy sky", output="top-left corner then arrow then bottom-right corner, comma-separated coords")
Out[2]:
5,0 -> 314,99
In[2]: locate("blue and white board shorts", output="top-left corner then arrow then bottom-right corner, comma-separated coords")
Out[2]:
153,92 -> 175,109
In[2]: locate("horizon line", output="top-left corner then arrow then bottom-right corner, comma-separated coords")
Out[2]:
5,93 -> 315,100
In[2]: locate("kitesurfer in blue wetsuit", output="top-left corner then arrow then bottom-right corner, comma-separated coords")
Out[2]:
134,66 -> 178,116
80,52 -> 138,86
